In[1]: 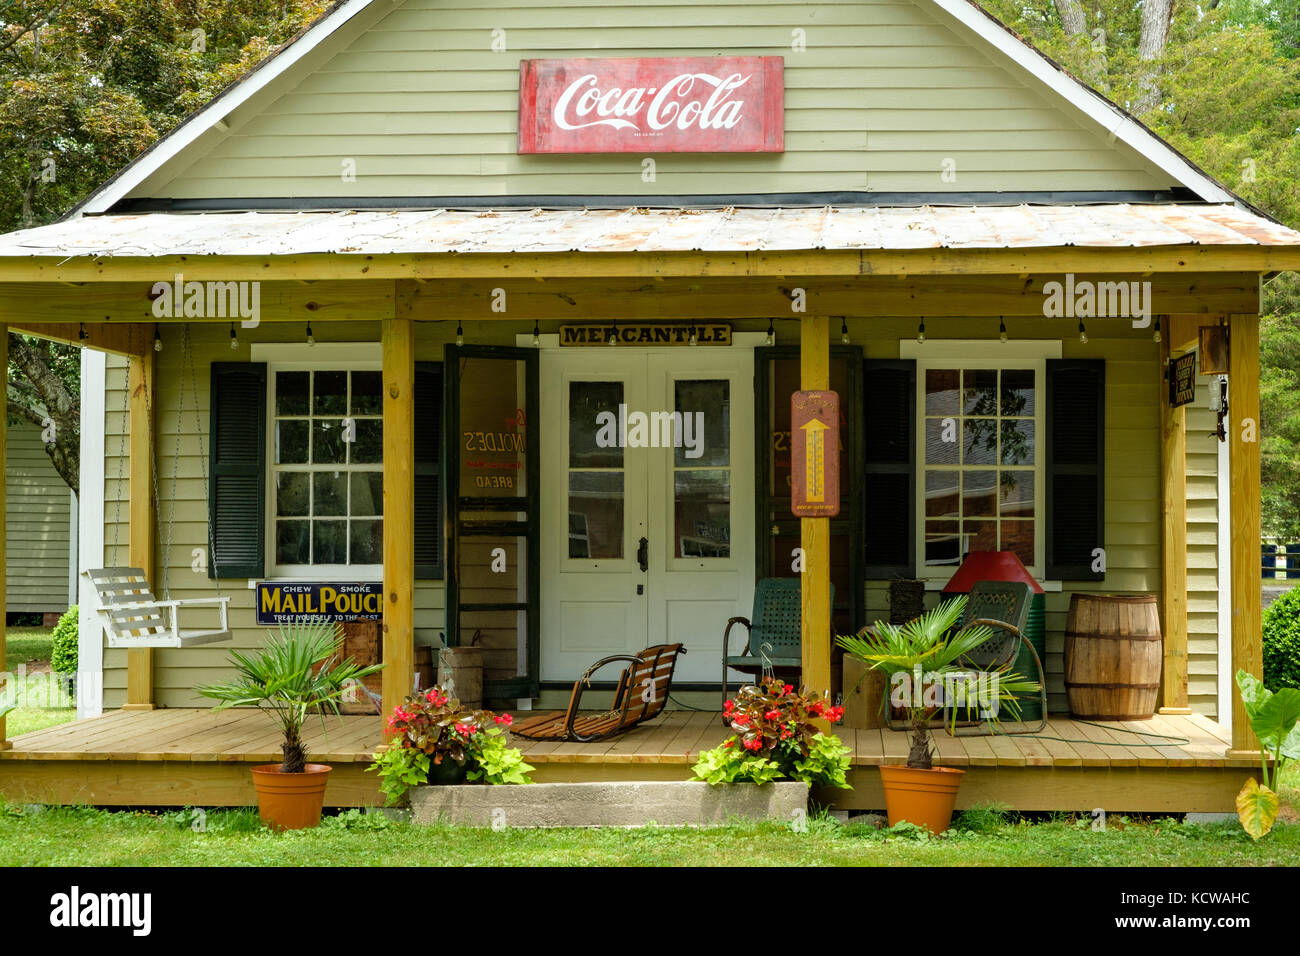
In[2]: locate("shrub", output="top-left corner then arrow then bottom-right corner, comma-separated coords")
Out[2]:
50,606 -> 79,676
1263,588 -> 1300,690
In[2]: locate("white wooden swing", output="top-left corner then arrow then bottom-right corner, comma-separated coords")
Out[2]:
86,326 -> 233,649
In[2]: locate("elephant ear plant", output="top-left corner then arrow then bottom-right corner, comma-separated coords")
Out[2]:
836,596 -> 1041,768
198,622 -> 384,773
1234,670 -> 1300,840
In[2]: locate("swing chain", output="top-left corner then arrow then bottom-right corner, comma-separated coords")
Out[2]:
183,324 -> 222,592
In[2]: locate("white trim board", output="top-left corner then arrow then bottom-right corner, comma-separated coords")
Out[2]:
77,348 -> 107,718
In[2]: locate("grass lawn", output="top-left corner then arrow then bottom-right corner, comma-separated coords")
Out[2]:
1,803 -> 1297,866
3,628 -> 76,737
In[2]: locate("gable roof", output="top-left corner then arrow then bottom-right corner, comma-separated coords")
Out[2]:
71,0 -> 1240,217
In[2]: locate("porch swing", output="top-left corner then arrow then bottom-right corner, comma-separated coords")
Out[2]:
85,326 -> 233,649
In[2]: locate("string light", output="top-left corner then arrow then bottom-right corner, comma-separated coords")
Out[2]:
689,323 -> 698,346
455,322 -> 464,347
765,318 -> 775,347
916,317 -> 926,344
999,317 -> 1008,344
306,322 -> 315,347
1078,319 -> 1088,345
840,317 -> 850,345
1153,315 -> 1162,344
153,325 -> 163,352
532,320 -> 541,347
607,325 -> 618,346
229,322 -> 239,350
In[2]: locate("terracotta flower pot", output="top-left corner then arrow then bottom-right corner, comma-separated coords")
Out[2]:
250,763 -> 332,830
878,764 -> 965,833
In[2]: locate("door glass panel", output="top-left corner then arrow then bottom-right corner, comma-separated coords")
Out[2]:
568,472 -> 623,559
674,470 -> 730,557
459,357 -> 529,498
570,381 -> 624,469
674,378 -> 731,559
673,379 -> 730,467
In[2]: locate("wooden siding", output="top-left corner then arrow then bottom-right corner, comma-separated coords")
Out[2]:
130,0 -> 1176,201
5,421 -> 72,614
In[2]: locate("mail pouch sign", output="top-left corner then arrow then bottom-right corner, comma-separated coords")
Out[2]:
518,56 -> 785,154
256,582 -> 382,625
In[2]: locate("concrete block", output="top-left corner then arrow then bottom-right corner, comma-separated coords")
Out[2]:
408,780 -> 809,828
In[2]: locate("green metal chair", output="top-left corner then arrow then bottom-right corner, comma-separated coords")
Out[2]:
721,578 -> 834,710
947,580 -> 1048,734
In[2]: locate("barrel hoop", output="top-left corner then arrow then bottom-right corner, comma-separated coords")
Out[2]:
1065,681 -> 1161,690
1064,633 -> 1162,642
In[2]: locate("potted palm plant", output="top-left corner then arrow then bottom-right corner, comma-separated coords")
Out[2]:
837,596 -> 1040,833
197,621 -> 384,830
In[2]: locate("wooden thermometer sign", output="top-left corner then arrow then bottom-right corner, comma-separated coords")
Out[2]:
790,390 -> 840,518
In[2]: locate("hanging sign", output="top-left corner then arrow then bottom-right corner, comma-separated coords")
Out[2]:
559,323 -> 731,346
518,56 -> 784,154
1168,352 -> 1197,408
790,390 -> 840,518
256,582 -> 382,625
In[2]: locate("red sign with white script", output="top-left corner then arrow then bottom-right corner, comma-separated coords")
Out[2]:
518,56 -> 784,154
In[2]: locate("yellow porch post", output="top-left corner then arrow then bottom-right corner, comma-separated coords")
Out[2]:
1,327 -> 9,749
1158,327 -> 1191,714
1228,312 -> 1263,755
123,345 -> 156,711
381,316 -> 415,724
800,316 -> 832,700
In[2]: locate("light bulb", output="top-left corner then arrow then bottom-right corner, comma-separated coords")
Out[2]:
1153,317 -> 1162,343
917,320 -> 926,344
153,328 -> 163,352
765,319 -> 775,346
999,318 -> 1008,344
306,323 -> 315,347
840,318 -> 850,345
1078,320 -> 1088,345
608,327 -> 618,346
689,327 -> 698,346
532,321 -> 541,347
455,323 -> 464,347
229,323 -> 238,350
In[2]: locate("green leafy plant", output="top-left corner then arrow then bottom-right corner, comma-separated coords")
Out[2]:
368,686 -> 533,804
1235,669 -> 1300,839
196,622 -> 384,773
1263,587 -> 1300,690
50,606 -> 79,678
836,596 -> 1041,769
692,678 -> 850,788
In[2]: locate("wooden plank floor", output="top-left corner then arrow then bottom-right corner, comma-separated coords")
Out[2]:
0,709 -> 1255,812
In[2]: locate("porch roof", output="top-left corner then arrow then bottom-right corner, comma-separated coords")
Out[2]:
3,203 -> 1299,260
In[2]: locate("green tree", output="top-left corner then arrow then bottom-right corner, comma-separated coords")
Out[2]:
1,0 -> 327,491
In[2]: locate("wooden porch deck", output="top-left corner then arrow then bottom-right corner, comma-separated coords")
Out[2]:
0,708 -> 1253,813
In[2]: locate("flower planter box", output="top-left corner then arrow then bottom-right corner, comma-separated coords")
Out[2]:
408,780 -> 809,828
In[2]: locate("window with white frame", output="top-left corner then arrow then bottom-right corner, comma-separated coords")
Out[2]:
269,365 -> 383,574
903,342 -> 1057,578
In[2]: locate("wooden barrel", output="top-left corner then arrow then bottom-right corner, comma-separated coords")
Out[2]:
437,647 -> 483,709
1064,594 -> 1162,720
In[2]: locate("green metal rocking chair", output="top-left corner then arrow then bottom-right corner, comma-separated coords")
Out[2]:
721,577 -> 834,711
945,580 -> 1048,735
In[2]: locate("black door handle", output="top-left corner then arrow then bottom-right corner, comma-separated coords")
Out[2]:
637,537 -> 648,573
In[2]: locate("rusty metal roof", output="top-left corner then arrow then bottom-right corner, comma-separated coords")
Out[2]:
1,204 -> 1297,259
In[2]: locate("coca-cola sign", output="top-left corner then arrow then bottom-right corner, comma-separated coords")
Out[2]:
518,56 -> 784,154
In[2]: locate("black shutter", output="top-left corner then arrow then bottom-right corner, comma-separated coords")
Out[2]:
414,362 -> 444,578
1046,359 -> 1105,580
863,359 -> 915,578
208,362 -> 266,579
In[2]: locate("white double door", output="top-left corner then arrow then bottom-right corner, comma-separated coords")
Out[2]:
540,348 -> 754,684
